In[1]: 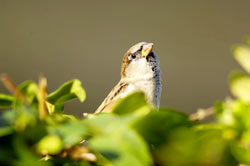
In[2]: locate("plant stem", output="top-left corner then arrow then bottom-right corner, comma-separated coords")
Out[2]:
38,76 -> 48,120
0,73 -> 24,102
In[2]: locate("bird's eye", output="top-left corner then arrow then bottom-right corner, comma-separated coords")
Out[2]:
131,53 -> 136,59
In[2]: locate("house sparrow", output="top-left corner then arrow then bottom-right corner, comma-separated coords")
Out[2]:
95,42 -> 161,113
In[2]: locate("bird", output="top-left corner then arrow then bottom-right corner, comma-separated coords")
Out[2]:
95,42 -> 161,113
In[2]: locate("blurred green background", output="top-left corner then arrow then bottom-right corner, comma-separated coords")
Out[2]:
0,0 -> 250,116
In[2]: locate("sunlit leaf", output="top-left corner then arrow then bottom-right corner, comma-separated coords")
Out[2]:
215,101 -> 235,126
37,135 -> 63,155
233,46 -> 250,74
17,81 -> 38,103
215,99 -> 250,133
231,100 -> 250,131
47,79 -> 86,105
132,108 -> 193,147
231,140 -> 250,165
112,92 -> 148,115
46,102 -> 64,114
230,72 -> 250,103
87,114 -> 153,166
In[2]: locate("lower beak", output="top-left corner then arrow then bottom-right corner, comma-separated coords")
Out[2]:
141,43 -> 154,57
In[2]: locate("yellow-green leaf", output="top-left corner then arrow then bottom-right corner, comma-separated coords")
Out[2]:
112,92 -> 148,115
230,72 -> 250,103
37,135 -> 63,155
17,81 -> 38,103
47,79 -> 86,105
233,46 -> 250,74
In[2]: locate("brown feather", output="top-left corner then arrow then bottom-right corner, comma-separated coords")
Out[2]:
95,82 -> 128,113
121,52 -> 130,78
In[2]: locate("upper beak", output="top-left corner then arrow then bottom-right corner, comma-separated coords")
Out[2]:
141,43 -> 154,57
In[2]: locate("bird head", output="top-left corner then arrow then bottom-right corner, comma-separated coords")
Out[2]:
121,42 -> 159,79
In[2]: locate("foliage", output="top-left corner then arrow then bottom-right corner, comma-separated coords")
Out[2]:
1,40 -> 250,166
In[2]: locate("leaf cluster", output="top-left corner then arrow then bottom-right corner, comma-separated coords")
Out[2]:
1,40 -> 250,166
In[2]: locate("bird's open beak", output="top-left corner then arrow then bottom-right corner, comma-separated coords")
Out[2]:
141,43 -> 154,58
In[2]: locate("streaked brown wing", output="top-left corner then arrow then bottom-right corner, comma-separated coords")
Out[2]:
95,82 -> 128,113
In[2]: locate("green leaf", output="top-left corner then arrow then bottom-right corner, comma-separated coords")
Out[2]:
132,108 -> 193,147
0,126 -> 13,137
46,102 -> 64,114
112,92 -> 148,115
14,106 -> 38,132
0,94 -> 15,108
215,101 -> 235,126
231,100 -> 250,131
37,135 -> 63,155
216,99 -> 250,133
47,79 -> 86,105
87,114 -> 152,166
231,139 -> 250,165
17,81 -> 38,103
233,46 -> 250,74
13,136 -> 51,166
230,72 -> 250,103
156,128 -> 236,166
48,120 -> 89,148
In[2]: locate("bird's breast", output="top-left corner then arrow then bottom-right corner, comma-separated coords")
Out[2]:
131,78 -> 158,106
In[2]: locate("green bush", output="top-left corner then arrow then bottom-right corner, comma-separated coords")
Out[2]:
1,40 -> 250,166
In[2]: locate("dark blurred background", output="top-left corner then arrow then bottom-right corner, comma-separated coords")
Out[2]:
0,0 -> 250,117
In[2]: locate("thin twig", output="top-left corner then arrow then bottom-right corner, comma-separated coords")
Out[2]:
190,107 -> 214,121
38,76 -> 48,120
0,74 -> 24,101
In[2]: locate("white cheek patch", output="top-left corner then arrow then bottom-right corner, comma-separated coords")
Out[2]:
128,56 -> 132,61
